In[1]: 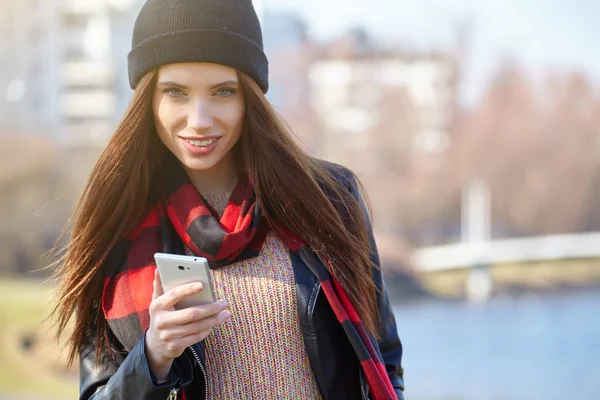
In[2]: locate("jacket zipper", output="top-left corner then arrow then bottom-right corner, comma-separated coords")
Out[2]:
359,369 -> 368,400
189,345 -> 209,400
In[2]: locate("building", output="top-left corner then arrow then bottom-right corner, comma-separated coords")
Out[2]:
0,0 -> 143,143
0,0 -> 62,132
309,29 -> 459,171
262,12 -> 316,152
307,29 -> 461,234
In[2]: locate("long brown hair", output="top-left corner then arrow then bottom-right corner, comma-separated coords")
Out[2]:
51,68 -> 379,366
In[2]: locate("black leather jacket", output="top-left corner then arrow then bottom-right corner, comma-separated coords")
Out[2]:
79,163 -> 405,400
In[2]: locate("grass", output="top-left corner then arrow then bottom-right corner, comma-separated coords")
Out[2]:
0,277 -> 77,399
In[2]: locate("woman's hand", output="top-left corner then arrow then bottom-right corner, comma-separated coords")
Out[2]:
145,269 -> 230,381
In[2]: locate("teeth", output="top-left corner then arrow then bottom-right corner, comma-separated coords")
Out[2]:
188,138 -> 216,147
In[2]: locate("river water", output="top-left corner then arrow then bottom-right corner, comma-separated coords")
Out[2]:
392,289 -> 600,400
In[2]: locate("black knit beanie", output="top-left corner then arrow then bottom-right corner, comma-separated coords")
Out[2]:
128,0 -> 269,92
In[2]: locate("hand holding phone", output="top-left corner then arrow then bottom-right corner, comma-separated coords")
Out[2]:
154,252 -> 216,308
145,253 -> 230,381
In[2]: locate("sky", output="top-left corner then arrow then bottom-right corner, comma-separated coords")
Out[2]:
264,0 -> 600,107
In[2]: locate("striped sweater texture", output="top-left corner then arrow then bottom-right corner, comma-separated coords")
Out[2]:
188,191 -> 322,399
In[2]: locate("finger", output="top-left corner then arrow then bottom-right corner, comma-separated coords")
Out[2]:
165,329 -> 213,356
152,268 -> 164,300
157,300 -> 228,328
170,312 -> 231,349
155,281 -> 206,310
160,309 -> 231,339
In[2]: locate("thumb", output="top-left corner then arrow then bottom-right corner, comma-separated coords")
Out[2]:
152,268 -> 164,300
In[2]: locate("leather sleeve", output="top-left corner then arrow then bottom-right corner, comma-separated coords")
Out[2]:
79,326 -> 194,399
335,164 -> 406,399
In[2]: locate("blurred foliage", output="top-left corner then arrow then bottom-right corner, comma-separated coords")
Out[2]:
344,66 -> 600,245
0,135 -> 101,276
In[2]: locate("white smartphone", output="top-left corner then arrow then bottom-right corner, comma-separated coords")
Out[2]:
154,252 -> 216,309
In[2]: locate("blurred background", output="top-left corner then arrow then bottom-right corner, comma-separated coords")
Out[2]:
1,0 -> 600,399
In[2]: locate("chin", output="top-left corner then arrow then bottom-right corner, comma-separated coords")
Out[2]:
181,157 -> 218,172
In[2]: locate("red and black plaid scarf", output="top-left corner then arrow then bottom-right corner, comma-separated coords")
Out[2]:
101,160 -> 397,400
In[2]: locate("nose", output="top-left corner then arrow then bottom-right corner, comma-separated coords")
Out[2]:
188,101 -> 214,131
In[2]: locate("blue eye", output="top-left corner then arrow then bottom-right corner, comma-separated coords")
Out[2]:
215,88 -> 236,97
164,88 -> 185,97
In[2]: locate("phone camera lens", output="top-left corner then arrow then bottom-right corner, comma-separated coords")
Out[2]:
178,265 -> 185,270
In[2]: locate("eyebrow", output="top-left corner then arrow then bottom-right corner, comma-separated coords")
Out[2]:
157,79 -> 239,90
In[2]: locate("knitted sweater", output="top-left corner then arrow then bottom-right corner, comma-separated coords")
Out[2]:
189,191 -> 321,399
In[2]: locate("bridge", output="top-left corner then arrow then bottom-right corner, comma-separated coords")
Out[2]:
407,231 -> 600,302
411,232 -> 600,271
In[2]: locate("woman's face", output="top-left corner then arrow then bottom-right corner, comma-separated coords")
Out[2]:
153,63 -> 245,174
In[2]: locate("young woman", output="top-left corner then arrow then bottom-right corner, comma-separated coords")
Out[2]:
52,0 -> 405,399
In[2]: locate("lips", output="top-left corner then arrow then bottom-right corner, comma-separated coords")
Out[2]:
181,136 -> 221,156
185,138 -> 218,147
181,136 -> 221,146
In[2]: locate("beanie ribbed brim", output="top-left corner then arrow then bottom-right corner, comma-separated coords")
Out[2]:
128,29 -> 269,92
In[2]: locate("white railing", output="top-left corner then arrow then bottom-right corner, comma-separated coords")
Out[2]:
411,232 -> 600,271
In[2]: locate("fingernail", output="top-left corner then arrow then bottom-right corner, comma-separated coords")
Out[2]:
193,283 -> 203,291
219,300 -> 229,308
222,310 -> 232,320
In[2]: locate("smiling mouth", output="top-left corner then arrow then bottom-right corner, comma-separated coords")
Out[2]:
183,138 -> 219,147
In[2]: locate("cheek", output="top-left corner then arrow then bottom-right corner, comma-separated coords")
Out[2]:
153,101 -> 182,137
225,101 -> 245,133
154,102 -> 170,129
152,105 -> 176,151
152,98 -> 165,128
